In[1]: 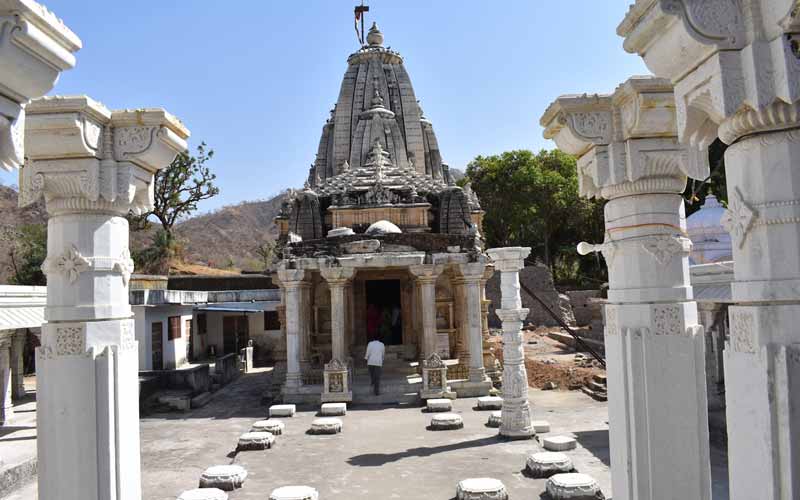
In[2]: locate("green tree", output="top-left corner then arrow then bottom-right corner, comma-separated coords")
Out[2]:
129,142 -> 218,273
129,142 -> 219,238
6,224 -> 47,285
465,149 -> 606,286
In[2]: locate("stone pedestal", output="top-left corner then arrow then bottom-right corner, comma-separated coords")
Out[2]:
410,265 -> 443,357
420,352 -> 453,399
10,330 -> 25,399
619,4 -> 800,498
487,247 -> 534,440
321,358 -> 351,403
23,96 -> 188,500
541,77 -> 711,500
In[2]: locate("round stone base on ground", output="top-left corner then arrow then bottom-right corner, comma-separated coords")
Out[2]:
269,404 -> 296,417
542,435 -> 577,451
178,488 -> 228,500
426,398 -> 453,412
320,402 -> 347,416
309,417 -> 343,434
456,477 -> 508,500
526,451 -> 574,478
269,485 -> 320,500
429,413 -> 464,430
199,465 -> 248,491
546,473 -> 603,499
251,419 -> 285,435
237,431 -> 275,450
476,396 -> 503,410
487,411 -> 502,428
533,420 -> 551,433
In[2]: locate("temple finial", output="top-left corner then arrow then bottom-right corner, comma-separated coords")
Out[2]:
367,21 -> 383,46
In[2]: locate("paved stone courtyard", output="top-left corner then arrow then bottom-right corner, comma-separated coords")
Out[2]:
2,370 -> 731,499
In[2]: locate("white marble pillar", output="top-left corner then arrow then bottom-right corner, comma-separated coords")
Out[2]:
23,96 -> 188,500
410,265 -> 442,358
541,77 -> 711,500
278,269 -> 306,389
320,267 -> 355,363
0,336 -> 12,425
619,4 -> 800,497
10,329 -> 25,399
457,263 -> 487,383
486,247 -> 534,440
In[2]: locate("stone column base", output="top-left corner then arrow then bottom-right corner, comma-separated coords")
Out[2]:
321,390 -> 352,403
420,387 -> 456,400
450,379 -> 492,398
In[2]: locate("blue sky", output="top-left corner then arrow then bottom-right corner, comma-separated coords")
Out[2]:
3,1 -> 648,214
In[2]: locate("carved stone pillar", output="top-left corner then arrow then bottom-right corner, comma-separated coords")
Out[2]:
0,1 -> 80,171
541,76 -> 711,500
0,336 -> 11,425
619,4 -> 800,498
277,269 -> 306,391
23,96 -> 188,500
298,281 -> 312,368
481,265 -> 498,378
320,267 -> 355,402
410,265 -> 443,358
457,263 -> 488,383
10,329 -> 25,399
486,247 -> 534,440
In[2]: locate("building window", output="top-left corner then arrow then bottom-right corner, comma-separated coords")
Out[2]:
264,311 -> 280,330
197,313 -> 207,335
168,316 -> 181,340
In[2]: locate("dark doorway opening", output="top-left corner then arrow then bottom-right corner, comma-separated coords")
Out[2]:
365,280 -> 402,345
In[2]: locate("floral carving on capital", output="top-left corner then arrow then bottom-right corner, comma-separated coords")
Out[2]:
642,235 -> 692,265
113,249 -> 135,286
721,187 -> 757,248
560,111 -> 612,143
114,126 -> 156,159
42,245 -> 90,284
660,0 -> 744,48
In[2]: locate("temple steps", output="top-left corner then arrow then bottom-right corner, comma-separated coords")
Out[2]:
351,373 -> 422,404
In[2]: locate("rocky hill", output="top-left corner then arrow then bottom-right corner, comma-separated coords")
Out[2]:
0,184 -> 48,283
173,193 -> 286,270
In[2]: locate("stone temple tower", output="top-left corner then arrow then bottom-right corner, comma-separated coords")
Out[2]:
309,22 -> 446,184
273,20 -> 495,405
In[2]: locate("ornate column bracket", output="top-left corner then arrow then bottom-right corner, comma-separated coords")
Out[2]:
22,96 -> 189,215
0,0 -> 81,171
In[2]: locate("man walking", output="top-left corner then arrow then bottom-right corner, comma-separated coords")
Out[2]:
365,334 -> 385,396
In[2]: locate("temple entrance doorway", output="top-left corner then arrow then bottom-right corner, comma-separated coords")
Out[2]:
365,279 -> 403,346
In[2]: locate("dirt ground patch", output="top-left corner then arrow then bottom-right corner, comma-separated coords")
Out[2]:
489,326 -> 605,391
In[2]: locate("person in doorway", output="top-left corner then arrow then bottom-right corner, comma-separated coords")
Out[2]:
364,334 -> 385,396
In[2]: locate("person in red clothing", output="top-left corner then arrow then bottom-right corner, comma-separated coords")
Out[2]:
367,303 -> 381,340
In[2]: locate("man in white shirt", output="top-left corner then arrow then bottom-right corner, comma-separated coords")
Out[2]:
364,336 -> 385,396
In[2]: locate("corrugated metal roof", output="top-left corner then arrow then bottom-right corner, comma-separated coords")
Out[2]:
0,306 -> 45,330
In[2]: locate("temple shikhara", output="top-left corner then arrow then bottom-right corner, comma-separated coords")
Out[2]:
272,22 -> 495,403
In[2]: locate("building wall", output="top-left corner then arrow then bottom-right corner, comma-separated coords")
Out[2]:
193,310 -> 281,363
133,304 -> 194,371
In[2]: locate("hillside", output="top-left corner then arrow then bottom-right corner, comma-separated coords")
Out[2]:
172,193 -> 286,270
0,184 -> 48,283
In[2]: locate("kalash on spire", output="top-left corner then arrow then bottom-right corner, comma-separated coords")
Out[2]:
276,14 -> 483,241
272,8 -> 496,407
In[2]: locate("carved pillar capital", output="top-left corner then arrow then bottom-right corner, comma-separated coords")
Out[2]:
541,76 -> 708,200
486,247 -> 530,272
0,0 -> 81,171
276,268 -> 307,287
409,264 -> 444,284
21,96 -> 189,215
319,266 -> 355,286
619,0 -> 800,147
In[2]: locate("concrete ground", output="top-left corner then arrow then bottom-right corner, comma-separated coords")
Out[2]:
2,370 -> 730,499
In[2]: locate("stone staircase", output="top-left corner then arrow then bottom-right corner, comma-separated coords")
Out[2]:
350,346 -> 422,404
582,373 -> 608,401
